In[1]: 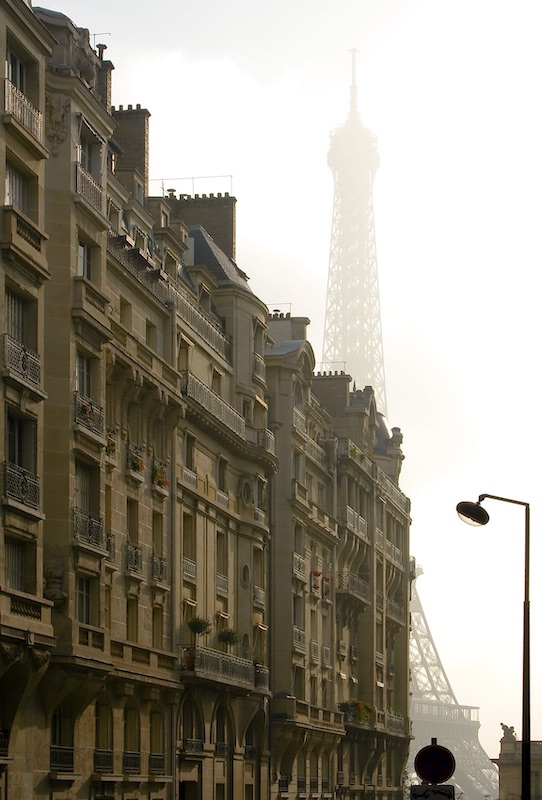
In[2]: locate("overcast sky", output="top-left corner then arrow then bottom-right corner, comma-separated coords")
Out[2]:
47,0 -> 542,759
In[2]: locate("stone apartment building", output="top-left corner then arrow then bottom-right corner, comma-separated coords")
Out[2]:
0,3 -> 411,799
265,316 -> 411,799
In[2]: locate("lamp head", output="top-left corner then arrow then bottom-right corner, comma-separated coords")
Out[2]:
456,501 -> 490,526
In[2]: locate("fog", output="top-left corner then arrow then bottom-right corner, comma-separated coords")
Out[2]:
49,0 -> 542,759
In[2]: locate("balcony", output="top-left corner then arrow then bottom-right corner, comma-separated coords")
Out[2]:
293,552 -> 306,580
386,540 -> 403,567
149,753 -> 165,774
179,644 -> 257,689
75,162 -> 105,216
254,663 -> 269,690
127,543 -> 143,574
257,427 -> 276,454
337,438 -> 373,474
175,291 -> 230,361
337,570 -> 370,601
216,573 -> 228,595
2,207 -> 48,276
293,626 -> 306,653
127,443 -> 145,482
3,461 -> 40,510
304,437 -> 327,468
123,751 -> 140,774
181,371 -> 245,439
254,506 -> 266,524
253,585 -> 265,608
3,334 -> 41,390
376,467 -> 410,512
253,352 -> 266,381
181,738 -> 203,754
94,749 -> 113,773
183,558 -> 196,580
105,532 -> 115,562
73,507 -> 104,549
292,407 -> 306,433
50,745 -> 74,773
182,466 -> 197,490
152,554 -> 168,584
346,506 -> 368,539
74,392 -> 105,437
4,80 -> 46,157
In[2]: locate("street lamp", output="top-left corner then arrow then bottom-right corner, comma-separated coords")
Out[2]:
456,494 -> 531,800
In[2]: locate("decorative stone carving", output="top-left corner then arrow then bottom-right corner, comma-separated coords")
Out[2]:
45,93 -> 70,156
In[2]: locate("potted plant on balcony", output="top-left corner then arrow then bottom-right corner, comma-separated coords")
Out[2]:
187,615 -> 212,638
152,463 -> 169,489
217,627 -> 240,648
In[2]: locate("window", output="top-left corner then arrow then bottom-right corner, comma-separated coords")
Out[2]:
76,353 -> 92,398
78,136 -> 92,173
126,597 -> 138,642
6,290 -> 24,342
76,576 -> 91,623
95,699 -> 112,750
182,513 -> 195,561
77,240 -> 92,279
75,461 -> 95,514
145,320 -> 156,350
152,512 -> 162,554
127,499 -> 139,543
6,49 -> 26,93
7,411 -> 35,471
120,298 -> 132,328
184,433 -> 196,471
152,607 -> 163,649
5,536 -> 35,592
217,457 -> 227,491
5,161 -> 28,213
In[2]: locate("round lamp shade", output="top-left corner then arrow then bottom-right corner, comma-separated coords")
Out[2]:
456,501 -> 490,526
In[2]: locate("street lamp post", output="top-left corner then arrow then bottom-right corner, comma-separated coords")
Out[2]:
456,494 -> 530,800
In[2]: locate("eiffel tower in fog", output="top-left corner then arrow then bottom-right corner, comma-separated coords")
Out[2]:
409,578 -> 499,800
322,49 -> 387,416
322,55 -> 498,800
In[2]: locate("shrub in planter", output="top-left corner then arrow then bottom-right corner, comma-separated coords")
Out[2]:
187,616 -> 212,636
217,627 -> 240,646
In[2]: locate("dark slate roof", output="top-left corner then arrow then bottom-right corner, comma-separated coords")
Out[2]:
189,225 -> 252,292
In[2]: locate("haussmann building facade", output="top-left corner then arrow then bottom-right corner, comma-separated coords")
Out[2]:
0,3 -> 412,799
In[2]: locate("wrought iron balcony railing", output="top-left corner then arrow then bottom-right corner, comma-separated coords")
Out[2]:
73,507 -> 104,548
4,79 -> 42,141
74,392 -> 104,436
3,461 -> 40,509
3,334 -> 41,386
181,372 -> 245,439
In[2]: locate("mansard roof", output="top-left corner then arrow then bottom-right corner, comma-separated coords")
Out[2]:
189,225 -> 252,292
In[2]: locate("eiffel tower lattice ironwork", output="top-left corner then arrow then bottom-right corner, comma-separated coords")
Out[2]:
409,580 -> 499,800
322,49 -> 387,416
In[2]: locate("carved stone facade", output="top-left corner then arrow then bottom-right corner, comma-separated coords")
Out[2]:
1,4 -> 411,799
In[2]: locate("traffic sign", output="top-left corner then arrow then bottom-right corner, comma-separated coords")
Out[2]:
414,743 -> 455,783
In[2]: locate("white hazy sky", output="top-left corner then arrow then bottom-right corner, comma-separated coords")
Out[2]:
47,0 -> 542,760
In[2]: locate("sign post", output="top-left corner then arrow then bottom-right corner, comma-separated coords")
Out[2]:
410,739 -> 456,800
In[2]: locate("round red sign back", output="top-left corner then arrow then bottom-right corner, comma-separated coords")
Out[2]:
414,744 -> 455,783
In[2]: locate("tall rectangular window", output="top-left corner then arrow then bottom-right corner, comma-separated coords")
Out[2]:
78,136 -> 92,173
76,353 -> 91,398
5,537 -> 25,591
5,161 -> 28,213
6,290 -> 25,342
7,412 -> 35,470
127,597 -> 138,642
77,240 -> 92,279
127,499 -> 139,544
6,49 -> 26,92
75,461 -> 94,514
76,576 -> 91,623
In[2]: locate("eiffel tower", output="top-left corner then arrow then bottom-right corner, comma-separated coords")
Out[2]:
409,577 -> 499,800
